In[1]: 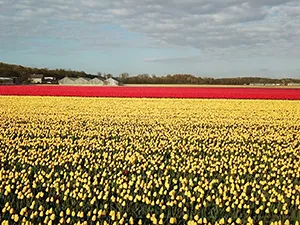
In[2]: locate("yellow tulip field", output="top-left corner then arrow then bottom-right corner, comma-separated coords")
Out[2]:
0,96 -> 299,225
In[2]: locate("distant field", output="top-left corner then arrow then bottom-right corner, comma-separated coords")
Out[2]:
0,85 -> 300,99
125,84 -> 300,88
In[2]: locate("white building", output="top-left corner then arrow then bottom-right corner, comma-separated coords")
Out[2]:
89,77 -> 104,86
265,83 -> 281,86
58,77 -> 77,85
43,77 -> 56,84
72,77 -> 90,85
249,83 -> 265,86
105,78 -> 119,86
59,77 -> 119,86
29,74 -> 43,84
0,77 -> 15,85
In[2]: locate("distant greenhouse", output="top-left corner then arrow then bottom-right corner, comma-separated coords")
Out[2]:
58,77 -> 77,85
105,77 -> 119,86
89,77 -> 104,86
58,77 -> 119,86
73,77 -> 90,85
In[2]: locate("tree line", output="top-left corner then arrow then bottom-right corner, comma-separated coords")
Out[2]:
119,73 -> 300,85
0,62 -> 94,84
1,62 -> 299,85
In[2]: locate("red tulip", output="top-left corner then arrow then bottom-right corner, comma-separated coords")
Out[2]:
124,170 -> 129,175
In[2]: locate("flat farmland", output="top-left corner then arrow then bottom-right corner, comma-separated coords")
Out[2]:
125,84 -> 300,88
0,96 -> 299,225
0,85 -> 300,99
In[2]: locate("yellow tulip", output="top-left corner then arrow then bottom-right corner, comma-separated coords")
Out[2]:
170,217 -> 177,224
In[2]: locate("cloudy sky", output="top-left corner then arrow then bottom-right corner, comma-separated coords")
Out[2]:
0,0 -> 300,77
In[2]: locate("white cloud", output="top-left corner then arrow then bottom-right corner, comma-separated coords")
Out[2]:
144,55 -> 204,63
110,9 -> 133,16
0,0 -> 300,59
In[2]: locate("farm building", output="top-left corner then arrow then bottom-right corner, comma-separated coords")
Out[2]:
249,83 -> 265,86
105,77 -> 119,86
89,77 -> 104,85
43,76 -> 57,84
58,77 -> 77,85
264,83 -> 281,86
58,77 -> 120,86
72,77 -> 91,85
287,83 -> 300,86
0,77 -> 15,85
59,77 -> 91,85
29,74 -> 43,84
